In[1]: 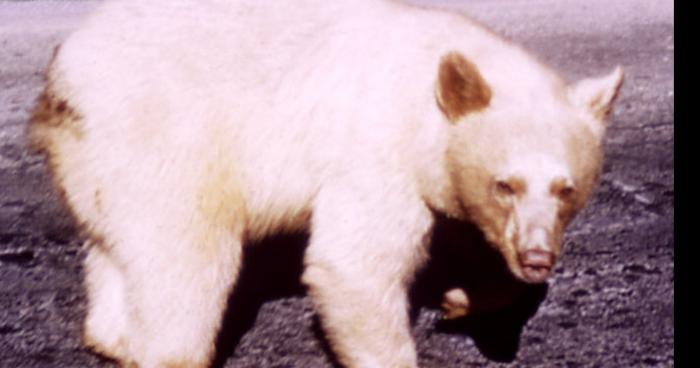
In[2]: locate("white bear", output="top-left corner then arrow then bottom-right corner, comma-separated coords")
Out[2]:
29,0 -> 623,367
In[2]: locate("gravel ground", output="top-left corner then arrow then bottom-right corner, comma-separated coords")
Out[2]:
0,1 -> 674,367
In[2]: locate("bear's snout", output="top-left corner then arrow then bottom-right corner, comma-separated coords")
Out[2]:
518,249 -> 555,283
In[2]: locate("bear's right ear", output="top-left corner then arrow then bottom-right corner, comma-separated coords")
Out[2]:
435,52 -> 492,124
569,66 -> 624,122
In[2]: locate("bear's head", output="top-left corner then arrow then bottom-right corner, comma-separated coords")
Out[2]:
436,52 -> 623,284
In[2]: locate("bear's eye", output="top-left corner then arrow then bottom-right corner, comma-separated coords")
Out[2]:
550,177 -> 575,201
494,180 -> 516,196
558,186 -> 575,200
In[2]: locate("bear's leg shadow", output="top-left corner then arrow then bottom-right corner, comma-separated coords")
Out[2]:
302,177 -> 433,368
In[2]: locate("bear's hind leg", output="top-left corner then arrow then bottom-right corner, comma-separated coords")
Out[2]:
119,223 -> 244,368
83,243 -> 129,361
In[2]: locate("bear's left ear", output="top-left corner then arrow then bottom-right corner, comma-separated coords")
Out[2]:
436,52 -> 492,124
569,66 -> 624,122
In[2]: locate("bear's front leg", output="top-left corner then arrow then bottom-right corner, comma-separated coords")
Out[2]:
302,178 -> 433,368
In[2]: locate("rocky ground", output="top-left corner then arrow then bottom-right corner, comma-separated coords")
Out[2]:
0,0 -> 674,367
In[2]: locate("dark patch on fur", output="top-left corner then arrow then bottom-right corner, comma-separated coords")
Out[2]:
28,80 -> 84,149
56,99 -> 68,114
26,47 -> 104,251
28,45 -> 84,152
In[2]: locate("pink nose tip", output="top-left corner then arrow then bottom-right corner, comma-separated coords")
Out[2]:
518,250 -> 555,283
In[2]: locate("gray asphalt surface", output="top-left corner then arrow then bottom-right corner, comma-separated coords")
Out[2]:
0,0 -> 674,367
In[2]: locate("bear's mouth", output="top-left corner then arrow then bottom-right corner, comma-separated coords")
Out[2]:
520,265 -> 552,283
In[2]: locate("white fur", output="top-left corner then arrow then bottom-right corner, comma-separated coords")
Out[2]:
31,0 -> 623,367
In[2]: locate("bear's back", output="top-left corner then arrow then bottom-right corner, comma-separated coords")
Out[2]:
39,0 -> 569,238
52,0 -> 553,142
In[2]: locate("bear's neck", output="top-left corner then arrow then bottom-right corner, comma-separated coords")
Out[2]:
410,120 -> 466,220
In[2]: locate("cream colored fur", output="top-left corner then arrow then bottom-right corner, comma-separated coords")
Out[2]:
29,0 -> 623,367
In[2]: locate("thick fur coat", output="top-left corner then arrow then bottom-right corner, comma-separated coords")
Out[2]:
29,0 -> 623,367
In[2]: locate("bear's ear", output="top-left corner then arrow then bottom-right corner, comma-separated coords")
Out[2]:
569,66 -> 624,122
436,52 -> 492,124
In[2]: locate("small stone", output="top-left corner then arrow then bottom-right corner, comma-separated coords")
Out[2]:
634,194 -> 653,205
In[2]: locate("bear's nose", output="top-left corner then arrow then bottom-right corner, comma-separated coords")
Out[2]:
518,249 -> 555,283
519,249 -> 554,268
